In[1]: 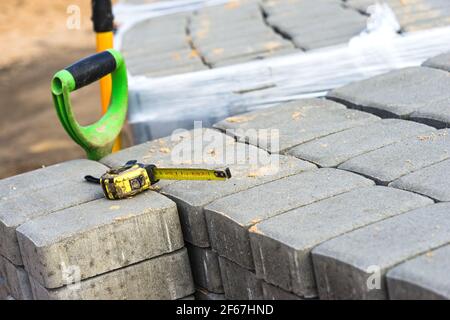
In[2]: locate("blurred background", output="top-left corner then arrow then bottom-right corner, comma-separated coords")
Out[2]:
0,0 -> 103,178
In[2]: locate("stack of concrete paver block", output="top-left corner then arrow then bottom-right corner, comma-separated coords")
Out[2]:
101,127 -> 318,299
208,58 -> 450,299
0,159 -> 194,300
0,160 -> 106,300
345,0 -> 450,32
189,0 -> 296,67
120,0 -> 450,80
210,98 -> 435,299
262,0 -> 367,50
4,49 -> 450,300
121,13 -> 207,77
327,66 -> 450,128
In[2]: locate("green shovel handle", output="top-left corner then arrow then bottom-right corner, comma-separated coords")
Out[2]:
52,49 -> 128,160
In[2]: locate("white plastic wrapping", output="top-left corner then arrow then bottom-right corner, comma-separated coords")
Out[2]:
115,1 -> 450,142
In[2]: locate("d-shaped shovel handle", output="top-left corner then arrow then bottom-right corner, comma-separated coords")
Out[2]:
52,49 -> 128,160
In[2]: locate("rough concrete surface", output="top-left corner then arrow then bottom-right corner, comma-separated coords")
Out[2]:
387,244 -> 450,300
17,191 -> 182,289
312,203 -> 450,299
250,186 -> 432,298
205,168 -> 373,270
30,248 -> 194,300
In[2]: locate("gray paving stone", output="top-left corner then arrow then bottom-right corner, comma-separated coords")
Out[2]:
105,128 -> 314,248
423,52 -> 450,72
17,191 -> 182,289
101,128 -> 234,168
219,256 -> 263,300
30,248 -> 194,300
127,50 -> 204,73
195,1 -> 262,18
201,40 -> 293,64
123,32 -> 188,53
163,153 -> 315,247
214,98 -> 379,153
312,202 -> 450,299
191,25 -> 271,45
250,186 -> 432,298
293,33 -> 357,50
410,97 -> 450,128
0,163 -> 107,266
396,3 -> 450,28
186,244 -> 223,293
345,0 -> 402,13
211,48 -> 299,67
387,244 -> 450,300
263,0 -> 342,17
327,67 -> 450,119
287,119 -> 434,167
205,168 -> 374,270
123,42 -> 192,60
339,129 -> 450,185
275,15 -> 366,46
390,158 -> 450,202
0,276 -> 7,300
262,282 -> 302,300
197,34 -> 286,53
269,10 -> 365,32
403,16 -> 450,31
195,288 -> 226,300
143,62 -> 208,78
0,159 -> 106,200
0,256 -> 32,300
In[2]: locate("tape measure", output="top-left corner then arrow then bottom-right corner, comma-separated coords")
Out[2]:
85,161 -> 232,200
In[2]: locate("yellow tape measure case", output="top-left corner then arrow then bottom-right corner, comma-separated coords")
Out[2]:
100,164 -> 152,200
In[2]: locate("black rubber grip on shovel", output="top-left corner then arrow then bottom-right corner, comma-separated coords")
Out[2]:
66,51 -> 116,90
92,0 -> 114,33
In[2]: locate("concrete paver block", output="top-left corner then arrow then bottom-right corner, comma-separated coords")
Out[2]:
250,186 -> 432,298
104,128 -> 315,247
312,203 -> 450,299
0,159 -> 106,200
186,244 -> 223,294
30,248 -> 194,300
100,128 -> 234,168
219,256 -> 263,300
201,41 -> 293,64
17,191 -> 182,289
423,52 -> 450,72
410,97 -> 450,128
262,282 -> 302,300
327,67 -> 450,119
387,244 -> 450,300
205,168 -> 374,270
214,98 -> 379,153
390,158 -> 450,202
288,119 -> 433,167
163,152 -> 315,247
0,161 -> 108,265
0,256 -> 32,300
211,47 -> 299,67
339,129 -> 450,185
195,288 -> 226,300
0,279 -> 7,300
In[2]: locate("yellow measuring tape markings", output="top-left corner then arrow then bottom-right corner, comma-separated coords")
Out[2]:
154,168 -> 231,181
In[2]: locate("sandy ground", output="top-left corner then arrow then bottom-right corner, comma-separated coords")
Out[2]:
0,0 -> 116,178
